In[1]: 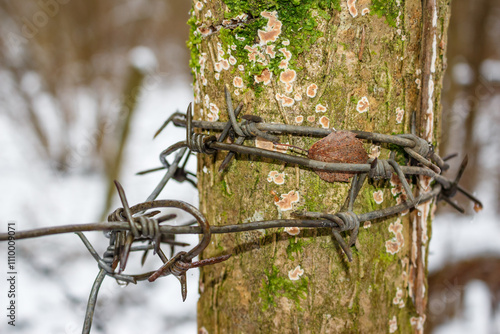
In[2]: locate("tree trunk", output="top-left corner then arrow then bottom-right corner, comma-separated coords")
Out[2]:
189,1 -> 450,333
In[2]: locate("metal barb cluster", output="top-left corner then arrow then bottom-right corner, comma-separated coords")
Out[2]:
0,87 -> 484,334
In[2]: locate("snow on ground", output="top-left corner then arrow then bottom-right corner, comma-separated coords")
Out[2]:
0,74 -> 199,333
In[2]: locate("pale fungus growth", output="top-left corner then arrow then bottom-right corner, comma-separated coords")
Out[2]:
204,9 -> 212,18
220,59 -> 230,70
229,56 -> 237,66
307,115 -> 315,122
288,265 -> 304,280
199,327 -> 209,334
361,8 -> 370,15
363,221 -> 371,229
393,288 -> 404,305
194,1 -> 203,11
396,107 -> 405,124
415,78 -> 421,89
276,93 -> 294,107
295,115 -> 304,123
319,116 -> 330,129
396,29 -> 402,35
389,316 -> 398,333
214,73 -> 220,80
315,104 -> 327,113
234,89 -> 240,96
208,103 -> 220,122
238,64 -> 245,72
258,11 -> 282,44
201,74 -> 207,86
285,227 -> 300,236
347,0 -> 358,18
294,93 -> 302,101
244,45 -> 260,62
235,34 -> 245,41
231,44 -> 237,51
281,95 -> 295,107
279,47 -> 292,61
285,83 -> 294,94
267,171 -> 285,185
265,45 -> 276,58
386,218 -> 404,254
369,145 -> 381,159
282,39 -> 290,46
214,62 -> 223,72
410,316 -> 426,331
233,76 -> 244,88
275,190 -> 300,211
306,84 -> 318,98
356,96 -> 369,113
373,190 -> 384,204
278,60 -> 289,69
385,240 -> 400,255
255,68 -> 272,85
197,26 -> 212,37
279,69 -> 297,84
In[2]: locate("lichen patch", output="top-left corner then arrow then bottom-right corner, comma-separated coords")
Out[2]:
279,69 -> 296,84
368,145 -> 381,159
285,227 -> 300,236
276,93 -> 295,107
265,45 -> 276,58
385,218 -> 404,254
267,171 -> 285,185
288,265 -> 304,280
396,107 -> 405,124
207,102 -> 219,122
275,190 -> 300,211
233,76 -> 244,88
295,115 -> 304,124
373,190 -> 384,204
356,96 -> 369,113
306,84 -> 318,98
255,68 -> 272,85
307,115 -> 315,122
315,104 -> 327,113
319,116 -> 330,129
389,316 -> 398,333
347,0 -> 358,18
258,11 -> 282,45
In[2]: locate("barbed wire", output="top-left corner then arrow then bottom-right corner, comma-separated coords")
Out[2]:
0,86 -> 482,333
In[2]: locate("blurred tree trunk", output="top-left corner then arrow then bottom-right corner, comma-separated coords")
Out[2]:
191,1 -> 450,333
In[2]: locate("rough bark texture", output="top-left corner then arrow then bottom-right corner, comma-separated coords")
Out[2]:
189,1 -> 450,333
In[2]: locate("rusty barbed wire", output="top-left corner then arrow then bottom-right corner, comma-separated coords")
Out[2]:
0,86 -> 483,333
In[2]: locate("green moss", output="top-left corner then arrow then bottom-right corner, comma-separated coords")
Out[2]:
370,0 -> 400,28
220,179 -> 233,197
260,265 -> 309,311
187,15 -> 202,73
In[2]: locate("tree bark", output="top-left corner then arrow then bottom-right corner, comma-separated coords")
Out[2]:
189,1 -> 450,333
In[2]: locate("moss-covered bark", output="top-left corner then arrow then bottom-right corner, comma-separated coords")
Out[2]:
190,1 -> 450,333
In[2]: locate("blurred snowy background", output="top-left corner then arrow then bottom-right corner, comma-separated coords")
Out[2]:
0,1 -> 499,333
